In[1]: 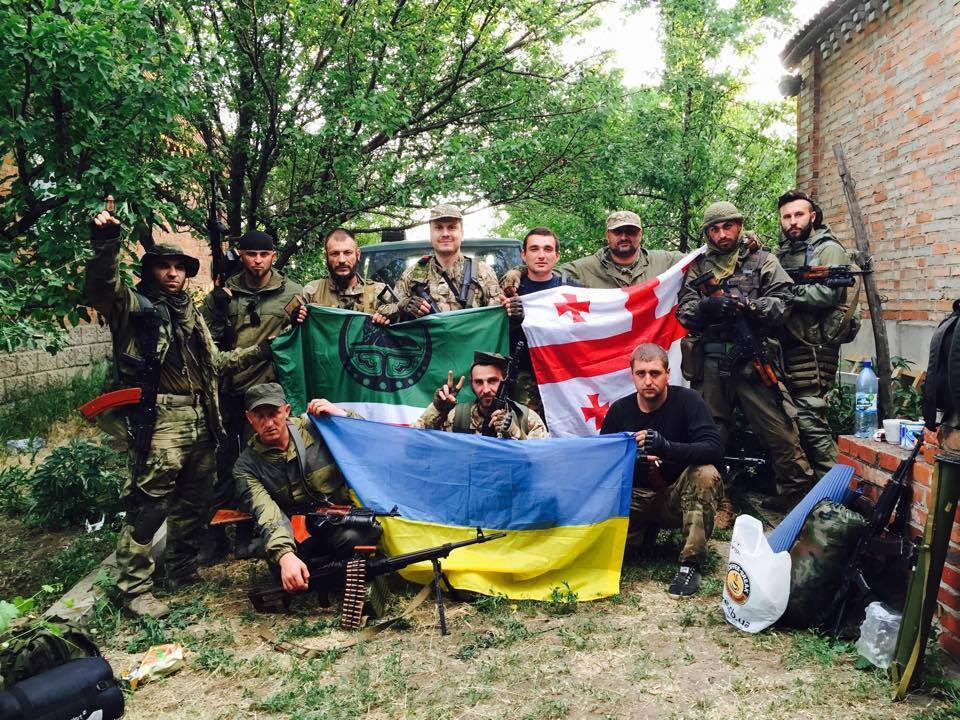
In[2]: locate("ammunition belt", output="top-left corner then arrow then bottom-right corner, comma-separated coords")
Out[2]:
341,558 -> 367,630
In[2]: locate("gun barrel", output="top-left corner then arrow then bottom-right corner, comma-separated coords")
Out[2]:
371,531 -> 508,575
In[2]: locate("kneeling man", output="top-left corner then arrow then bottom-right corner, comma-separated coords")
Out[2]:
414,351 -> 548,438
600,344 -> 723,596
234,383 -> 369,593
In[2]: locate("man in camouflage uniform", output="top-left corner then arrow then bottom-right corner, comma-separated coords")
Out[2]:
499,227 -> 577,421
293,228 -> 399,324
600,344 -> 723,596
200,229 -> 302,563
558,211 -> 684,289
393,204 -> 513,320
234,383 -> 364,593
776,190 -> 860,477
414,352 -> 548,438
676,201 -> 816,514
85,207 -> 269,617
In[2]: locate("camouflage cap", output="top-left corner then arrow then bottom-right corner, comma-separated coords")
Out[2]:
471,351 -> 508,372
429,204 -> 463,221
140,243 -> 200,278
701,201 -> 744,234
606,210 -> 642,231
244,382 -> 287,411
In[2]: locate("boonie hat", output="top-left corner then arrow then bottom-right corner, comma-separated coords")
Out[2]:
140,243 -> 200,278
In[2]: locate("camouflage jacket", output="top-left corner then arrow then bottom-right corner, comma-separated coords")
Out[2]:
676,243 -> 795,338
393,254 -> 501,312
413,400 -> 548,439
301,276 -> 399,318
558,247 -> 684,289
234,414 -> 359,564
200,270 -> 302,393
776,225 -> 858,346
84,235 -> 268,445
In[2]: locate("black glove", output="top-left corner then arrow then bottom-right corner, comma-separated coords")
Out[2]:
212,287 -> 232,311
506,295 -> 524,324
89,220 -> 121,244
699,294 -> 740,319
257,341 -> 273,359
643,429 -> 671,457
400,295 -> 426,319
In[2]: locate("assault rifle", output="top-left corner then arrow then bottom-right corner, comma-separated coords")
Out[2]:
690,271 -> 794,428
482,339 -> 527,438
249,527 -> 507,636
826,436 -> 923,636
207,172 -> 241,287
786,264 -> 870,288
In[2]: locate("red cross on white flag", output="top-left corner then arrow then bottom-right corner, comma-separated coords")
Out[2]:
519,248 -> 705,437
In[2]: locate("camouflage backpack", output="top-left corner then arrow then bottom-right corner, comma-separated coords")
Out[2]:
0,617 -> 101,691
781,499 -> 867,628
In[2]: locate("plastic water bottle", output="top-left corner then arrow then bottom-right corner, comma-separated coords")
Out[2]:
855,360 -> 879,438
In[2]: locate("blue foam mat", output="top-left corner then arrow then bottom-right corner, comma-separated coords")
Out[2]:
766,463 -> 855,553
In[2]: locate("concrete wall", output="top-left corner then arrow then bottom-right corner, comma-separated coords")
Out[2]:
792,0 -> 960,365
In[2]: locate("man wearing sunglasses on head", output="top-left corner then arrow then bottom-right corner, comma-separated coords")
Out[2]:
200,230 -> 302,564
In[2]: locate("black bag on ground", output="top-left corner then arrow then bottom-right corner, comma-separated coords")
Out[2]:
0,657 -> 124,720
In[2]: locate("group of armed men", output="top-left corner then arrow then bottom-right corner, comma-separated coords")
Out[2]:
84,188 -> 858,616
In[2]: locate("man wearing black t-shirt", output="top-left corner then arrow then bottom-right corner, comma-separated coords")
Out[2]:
600,344 -> 723,596
500,227 -> 578,423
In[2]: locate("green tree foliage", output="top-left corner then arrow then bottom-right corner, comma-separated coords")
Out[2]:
498,0 -> 796,258
0,0 -> 197,351
175,0 -> 617,266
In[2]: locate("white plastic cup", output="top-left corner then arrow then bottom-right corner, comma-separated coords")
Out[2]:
882,419 -> 903,443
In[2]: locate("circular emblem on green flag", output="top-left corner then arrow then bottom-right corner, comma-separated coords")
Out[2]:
338,316 -> 432,392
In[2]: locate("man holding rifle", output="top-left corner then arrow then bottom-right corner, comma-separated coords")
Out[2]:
85,201 -> 270,618
775,189 -> 861,477
413,351 -> 548,438
676,201 -> 815,514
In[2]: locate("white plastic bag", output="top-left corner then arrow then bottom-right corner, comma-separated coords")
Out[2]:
722,515 -> 791,633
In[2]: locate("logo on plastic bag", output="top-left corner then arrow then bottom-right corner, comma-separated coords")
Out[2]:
725,562 -> 750,605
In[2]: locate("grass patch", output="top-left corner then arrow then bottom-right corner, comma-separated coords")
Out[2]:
783,630 -> 855,669
125,599 -> 210,653
44,526 -> 118,590
277,615 -> 336,641
0,362 -> 107,442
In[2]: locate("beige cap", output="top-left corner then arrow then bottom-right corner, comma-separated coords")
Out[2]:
429,204 -> 463,221
606,210 -> 642,231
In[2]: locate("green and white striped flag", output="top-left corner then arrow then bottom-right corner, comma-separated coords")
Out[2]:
273,306 -> 509,424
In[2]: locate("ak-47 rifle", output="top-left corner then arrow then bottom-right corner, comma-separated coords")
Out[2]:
249,527 -> 507,636
827,436 -> 923,636
207,173 -> 242,349
690,271 -> 794,428
482,339 -> 527,438
785,264 -> 870,288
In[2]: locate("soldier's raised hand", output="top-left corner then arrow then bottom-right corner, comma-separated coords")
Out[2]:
307,398 -> 348,417
433,370 -> 464,414
90,195 -> 121,242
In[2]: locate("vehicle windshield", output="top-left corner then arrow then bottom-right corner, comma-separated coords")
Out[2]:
360,241 -> 521,287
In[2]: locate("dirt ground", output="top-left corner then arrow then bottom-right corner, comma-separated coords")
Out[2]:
94,537 -> 958,720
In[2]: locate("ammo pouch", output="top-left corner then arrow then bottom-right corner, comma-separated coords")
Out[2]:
680,335 -> 703,382
822,306 -> 861,345
0,657 -> 124,720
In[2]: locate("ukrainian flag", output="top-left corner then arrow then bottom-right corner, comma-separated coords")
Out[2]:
313,415 -> 635,600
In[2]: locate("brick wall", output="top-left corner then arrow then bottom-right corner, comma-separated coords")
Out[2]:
837,435 -> 960,657
791,0 -> 960,366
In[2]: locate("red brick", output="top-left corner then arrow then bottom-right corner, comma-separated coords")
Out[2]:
939,631 -> 960,659
944,563 -> 960,592
838,436 -> 855,455
857,445 -> 879,466
938,607 -> 960,637
939,584 -> 960,613
912,462 -> 933,486
878,449 -> 902,472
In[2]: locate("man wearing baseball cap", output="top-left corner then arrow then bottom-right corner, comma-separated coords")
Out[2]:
199,228 -> 303,564
559,210 -> 684,289
233,383 -> 369,593
393,204 -> 508,320
85,203 -> 270,618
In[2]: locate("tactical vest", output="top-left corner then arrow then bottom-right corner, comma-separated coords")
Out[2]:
451,400 -> 531,435
691,249 -> 768,343
411,255 -> 476,308
309,277 -> 380,314
923,300 -> 960,429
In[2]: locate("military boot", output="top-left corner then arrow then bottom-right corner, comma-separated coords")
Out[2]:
126,592 -> 171,619
234,521 -> 265,560
198,524 -> 232,567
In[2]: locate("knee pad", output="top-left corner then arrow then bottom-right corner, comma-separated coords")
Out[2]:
128,493 -> 169,545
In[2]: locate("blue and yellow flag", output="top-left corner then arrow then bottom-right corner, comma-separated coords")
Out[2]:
313,415 -> 635,601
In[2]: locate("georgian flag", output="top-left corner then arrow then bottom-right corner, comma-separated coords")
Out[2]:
521,248 -> 705,437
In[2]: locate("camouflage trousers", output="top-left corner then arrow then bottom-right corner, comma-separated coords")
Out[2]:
696,356 -> 815,495
116,400 -> 216,598
513,370 -> 545,424
627,465 -> 722,565
793,394 -> 838,478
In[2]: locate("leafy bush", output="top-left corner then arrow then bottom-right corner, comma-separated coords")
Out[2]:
891,356 -> 923,420
0,466 -> 30,516
0,361 -> 108,442
826,383 -> 855,436
26,437 -> 126,528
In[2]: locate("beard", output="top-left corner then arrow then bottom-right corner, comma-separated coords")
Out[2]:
784,220 -> 813,243
328,263 -> 357,288
610,242 -> 637,259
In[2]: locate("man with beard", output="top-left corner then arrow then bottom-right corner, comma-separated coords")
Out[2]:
200,229 -> 302,564
413,352 -> 548,438
676,201 -> 815,514
775,189 -> 860,477
558,211 -> 684,289
296,228 -> 398,323
86,204 -> 269,617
